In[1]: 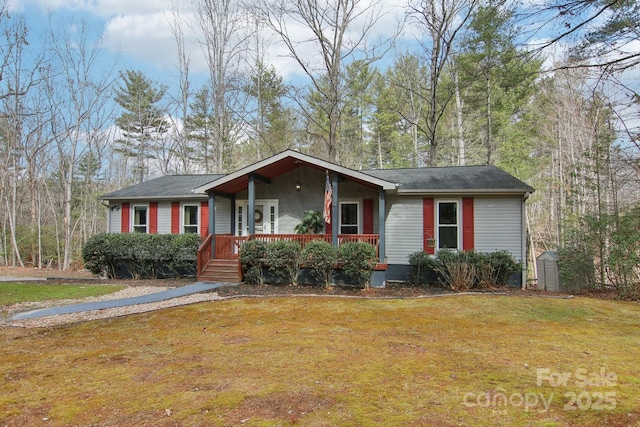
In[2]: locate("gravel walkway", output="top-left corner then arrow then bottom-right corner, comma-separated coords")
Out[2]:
3,283 -> 232,328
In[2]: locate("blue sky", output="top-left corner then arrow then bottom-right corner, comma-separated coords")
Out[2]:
10,0 -> 640,140
11,0 -> 573,85
13,0 -> 409,87
14,0 -> 203,86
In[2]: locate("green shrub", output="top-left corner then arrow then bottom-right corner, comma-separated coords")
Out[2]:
294,210 -> 325,234
483,251 -> 521,286
239,240 -> 268,285
557,246 -> 596,290
81,233 -> 199,279
301,240 -> 337,287
607,210 -> 640,297
82,233 -> 117,278
266,240 -> 302,285
338,242 -> 377,289
408,251 -> 437,285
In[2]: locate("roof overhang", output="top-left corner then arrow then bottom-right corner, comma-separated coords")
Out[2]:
100,194 -> 208,201
396,189 -> 533,196
193,150 -> 398,194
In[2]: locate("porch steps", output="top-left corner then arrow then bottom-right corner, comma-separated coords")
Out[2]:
198,259 -> 242,283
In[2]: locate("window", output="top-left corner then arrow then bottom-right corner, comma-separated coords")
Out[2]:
340,202 -> 359,234
437,201 -> 459,249
132,205 -> 148,233
269,205 -> 276,235
183,204 -> 199,234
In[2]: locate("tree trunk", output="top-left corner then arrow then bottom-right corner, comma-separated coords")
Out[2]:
454,69 -> 466,166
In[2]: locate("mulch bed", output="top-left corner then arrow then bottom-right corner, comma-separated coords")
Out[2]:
3,266 -> 627,300
212,282 -> 546,299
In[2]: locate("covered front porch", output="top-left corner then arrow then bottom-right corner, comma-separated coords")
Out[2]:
194,150 -> 396,284
196,233 -> 382,282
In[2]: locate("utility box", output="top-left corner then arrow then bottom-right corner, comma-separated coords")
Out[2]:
536,251 -> 562,291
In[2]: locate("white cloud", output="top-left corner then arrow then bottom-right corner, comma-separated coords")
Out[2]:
13,0 -> 171,17
102,12 -> 179,70
13,0 -> 409,80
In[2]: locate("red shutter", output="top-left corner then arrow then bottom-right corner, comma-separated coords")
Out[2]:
121,203 -> 130,233
423,198 -> 435,254
462,197 -> 474,251
200,201 -> 209,237
149,202 -> 158,234
363,199 -> 374,234
171,202 -> 180,234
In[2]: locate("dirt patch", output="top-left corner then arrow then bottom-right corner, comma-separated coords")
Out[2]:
0,266 -> 94,279
0,266 -> 194,288
226,391 -> 335,425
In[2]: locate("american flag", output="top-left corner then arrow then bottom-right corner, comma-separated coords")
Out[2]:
323,171 -> 332,224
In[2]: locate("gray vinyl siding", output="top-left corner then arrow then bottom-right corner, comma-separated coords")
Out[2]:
237,166 -> 379,234
215,197 -> 232,234
157,202 -> 172,234
385,196 -> 423,265
474,197 -> 523,261
107,204 -> 121,233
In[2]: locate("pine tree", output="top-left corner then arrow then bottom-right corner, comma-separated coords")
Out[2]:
114,70 -> 169,183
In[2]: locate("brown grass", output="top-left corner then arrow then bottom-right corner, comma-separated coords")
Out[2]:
1,295 -> 639,426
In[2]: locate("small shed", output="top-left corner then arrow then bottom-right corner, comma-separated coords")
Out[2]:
536,251 -> 562,291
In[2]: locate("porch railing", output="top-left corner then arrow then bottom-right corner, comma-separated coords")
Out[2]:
196,233 -> 213,274
215,234 -> 249,259
202,233 -> 380,261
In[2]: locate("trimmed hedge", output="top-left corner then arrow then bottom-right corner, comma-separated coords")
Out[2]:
266,240 -> 302,286
82,233 -> 200,279
338,242 -> 377,289
301,240 -> 337,287
239,240 -> 268,285
239,239 -> 376,288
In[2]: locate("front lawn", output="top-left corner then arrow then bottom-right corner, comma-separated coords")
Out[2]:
1,295 -> 638,426
0,282 -> 125,306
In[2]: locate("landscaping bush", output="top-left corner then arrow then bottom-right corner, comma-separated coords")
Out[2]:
481,250 -> 521,287
408,251 -> 437,285
82,233 -> 200,279
265,240 -> 302,285
239,239 -> 268,285
431,250 -> 522,291
338,242 -> 377,289
301,240 -> 337,287
82,233 -> 118,278
434,250 -> 476,291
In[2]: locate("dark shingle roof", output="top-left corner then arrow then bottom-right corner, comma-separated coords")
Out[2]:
362,165 -> 533,193
101,174 -> 223,200
102,165 -> 533,200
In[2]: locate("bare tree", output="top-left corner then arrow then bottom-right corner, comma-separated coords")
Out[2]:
44,19 -> 115,269
254,0 -> 399,163
195,0 -> 250,173
166,2 -> 196,174
407,0 -> 478,165
0,11 -> 48,267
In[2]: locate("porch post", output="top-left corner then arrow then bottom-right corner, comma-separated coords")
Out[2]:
378,188 -> 386,264
248,173 -> 255,235
331,172 -> 339,246
209,192 -> 216,257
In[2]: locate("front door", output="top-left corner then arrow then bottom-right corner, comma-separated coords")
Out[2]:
236,200 -> 278,236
